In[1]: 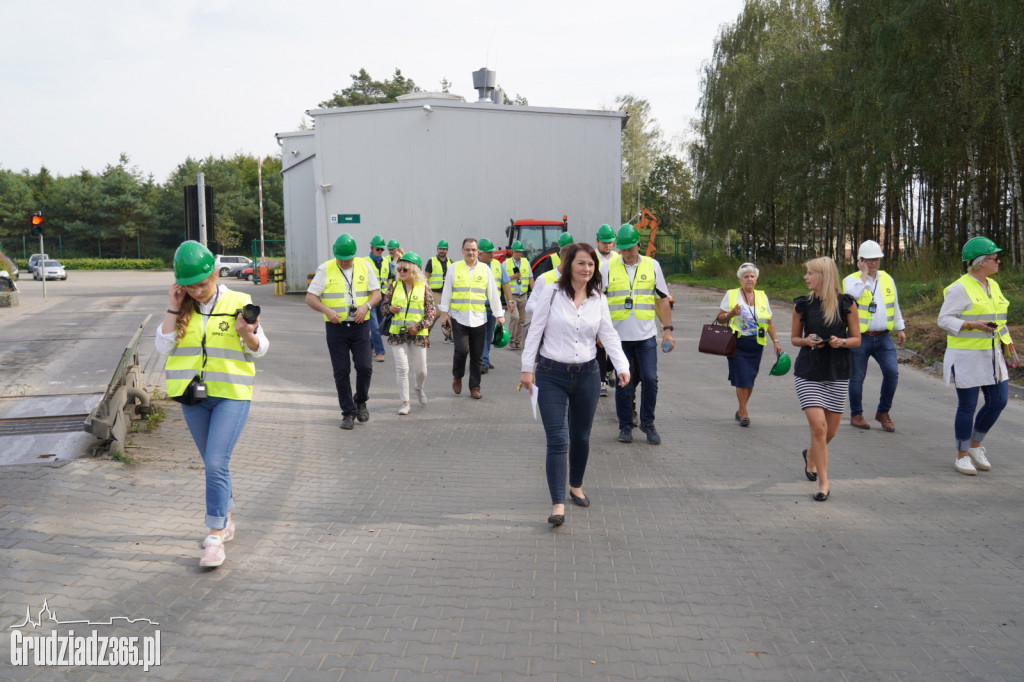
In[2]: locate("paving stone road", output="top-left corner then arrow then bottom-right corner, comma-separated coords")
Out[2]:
1,276 -> 1023,681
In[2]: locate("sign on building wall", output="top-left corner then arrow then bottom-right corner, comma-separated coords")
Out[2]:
331,214 -> 361,224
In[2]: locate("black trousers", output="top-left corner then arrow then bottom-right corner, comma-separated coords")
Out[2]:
451,318 -> 485,390
325,321 -> 373,417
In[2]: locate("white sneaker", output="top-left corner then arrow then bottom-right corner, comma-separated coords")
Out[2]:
968,446 -> 991,471
954,455 -> 978,476
398,403 -> 411,415
222,519 -> 235,542
199,535 -> 225,567
416,388 -> 427,405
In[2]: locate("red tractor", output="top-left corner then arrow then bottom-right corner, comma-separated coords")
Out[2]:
495,215 -> 568,277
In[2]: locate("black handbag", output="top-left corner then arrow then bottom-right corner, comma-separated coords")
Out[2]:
698,320 -> 737,357
378,311 -> 393,337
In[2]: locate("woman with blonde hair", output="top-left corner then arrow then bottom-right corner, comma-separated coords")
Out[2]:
382,252 -> 435,414
717,262 -> 783,426
790,257 -> 861,501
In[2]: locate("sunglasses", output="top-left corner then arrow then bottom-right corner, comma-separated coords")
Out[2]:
373,247 -> 384,252
397,267 -> 410,273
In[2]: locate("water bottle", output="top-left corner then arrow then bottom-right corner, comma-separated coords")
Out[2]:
662,339 -> 671,353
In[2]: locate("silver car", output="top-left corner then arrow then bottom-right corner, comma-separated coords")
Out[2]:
34,260 -> 67,281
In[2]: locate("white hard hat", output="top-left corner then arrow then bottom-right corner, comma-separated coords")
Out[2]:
858,240 -> 884,259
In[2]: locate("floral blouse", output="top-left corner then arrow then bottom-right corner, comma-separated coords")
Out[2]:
380,283 -> 435,348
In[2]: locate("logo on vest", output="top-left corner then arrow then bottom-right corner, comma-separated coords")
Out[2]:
218,320 -> 230,332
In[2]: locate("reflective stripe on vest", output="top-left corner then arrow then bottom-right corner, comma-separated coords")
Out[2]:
845,270 -> 896,332
607,257 -> 657,320
389,281 -> 429,336
505,258 -> 530,294
450,261 -> 488,313
320,258 -> 372,321
726,288 -> 772,346
944,274 -> 1011,349
428,257 -> 447,290
164,289 -> 256,401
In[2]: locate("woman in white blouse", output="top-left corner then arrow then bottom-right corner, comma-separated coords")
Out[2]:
520,243 -> 630,527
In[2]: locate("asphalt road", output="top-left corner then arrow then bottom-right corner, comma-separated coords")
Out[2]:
1,270 -> 1023,680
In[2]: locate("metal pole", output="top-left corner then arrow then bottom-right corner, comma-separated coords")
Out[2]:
39,234 -> 46,300
197,172 -> 207,247
257,157 -> 266,261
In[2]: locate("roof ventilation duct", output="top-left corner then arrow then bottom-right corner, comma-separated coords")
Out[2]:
472,68 -> 499,103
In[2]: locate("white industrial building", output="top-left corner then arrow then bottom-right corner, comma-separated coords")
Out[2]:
275,70 -> 627,292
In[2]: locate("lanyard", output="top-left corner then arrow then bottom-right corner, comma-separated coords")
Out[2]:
738,290 -> 759,324
340,267 -> 355,306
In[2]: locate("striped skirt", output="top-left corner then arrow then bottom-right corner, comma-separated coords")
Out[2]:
794,376 -> 848,413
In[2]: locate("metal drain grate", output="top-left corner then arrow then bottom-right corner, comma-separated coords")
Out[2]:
0,415 -> 88,437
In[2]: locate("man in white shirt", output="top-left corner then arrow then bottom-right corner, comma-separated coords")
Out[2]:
305,234 -> 383,430
439,238 -> 505,399
843,240 -> 906,432
602,224 -> 675,444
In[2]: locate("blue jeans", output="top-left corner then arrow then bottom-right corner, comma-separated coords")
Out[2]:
954,381 -> 1008,452
483,309 -> 496,365
181,397 -> 251,529
848,332 -> 899,416
616,336 -> 658,430
369,306 -> 386,357
536,357 -> 601,504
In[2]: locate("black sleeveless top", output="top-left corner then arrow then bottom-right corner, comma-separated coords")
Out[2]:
793,294 -> 855,381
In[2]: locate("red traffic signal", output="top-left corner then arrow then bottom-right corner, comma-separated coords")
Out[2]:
31,213 -> 43,226
31,212 -> 43,236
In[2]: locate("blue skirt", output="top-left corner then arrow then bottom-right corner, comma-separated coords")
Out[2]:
727,335 -> 765,388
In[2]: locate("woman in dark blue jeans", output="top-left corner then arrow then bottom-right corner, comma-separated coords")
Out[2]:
520,243 -> 630,527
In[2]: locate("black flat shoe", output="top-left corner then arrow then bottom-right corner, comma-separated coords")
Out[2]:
547,514 -> 565,526
802,449 -> 817,481
813,490 -> 830,502
569,491 -> 590,507
736,411 -> 750,427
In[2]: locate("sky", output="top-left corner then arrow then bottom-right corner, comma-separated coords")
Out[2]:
1,0 -> 747,183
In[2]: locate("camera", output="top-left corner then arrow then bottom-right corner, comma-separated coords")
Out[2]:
236,303 -> 261,324
624,297 -> 634,310
348,305 -> 358,317
398,326 -> 409,338
192,380 -> 208,400
513,267 -> 520,275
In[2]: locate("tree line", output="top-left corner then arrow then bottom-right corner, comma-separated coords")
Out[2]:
690,0 -> 1024,267
0,154 -> 283,260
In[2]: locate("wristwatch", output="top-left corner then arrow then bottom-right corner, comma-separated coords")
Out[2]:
662,326 -> 674,332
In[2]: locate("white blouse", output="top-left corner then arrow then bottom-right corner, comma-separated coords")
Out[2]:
521,285 -> 629,375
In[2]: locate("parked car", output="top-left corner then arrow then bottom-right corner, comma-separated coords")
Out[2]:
214,254 -> 253,277
27,253 -> 49,275
34,260 -> 67,281
237,259 -> 284,281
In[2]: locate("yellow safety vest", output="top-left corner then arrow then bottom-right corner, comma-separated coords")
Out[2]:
599,251 -> 621,267
364,255 -> 391,291
607,257 -> 657,321
550,254 -> 561,270
489,259 -> 504,290
319,258 -> 372,322
504,258 -> 530,295
165,289 -> 256,401
428,256 -> 447,290
389,281 -> 429,337
845,270 -> 897,332
726,288 -> 772,346
943,274 -> 1011,350
542,269 -> 560,286
450,261 -> 489,313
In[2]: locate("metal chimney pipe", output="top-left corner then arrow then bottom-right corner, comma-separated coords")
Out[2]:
472,68 -> 497,103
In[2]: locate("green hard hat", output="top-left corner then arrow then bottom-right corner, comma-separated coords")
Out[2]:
558,233 -> 574,247
961,236 -> 1001,262
616,224 -> 640,249
478,238 -> 495,253
333,233 -> 358,259
398,251 -> 422,268
769,351 -> 792,376
492,323 -> 510,348
370,235 -> 387,248
173,240 -> 215,285
511,240 -> 524,251
596,224 -> 615,242
437,239 -> 449,249
387,239 -> 400,249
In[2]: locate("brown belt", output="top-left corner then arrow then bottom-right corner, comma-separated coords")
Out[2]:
863,331 -> 890,336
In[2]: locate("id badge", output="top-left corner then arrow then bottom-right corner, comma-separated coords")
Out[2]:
868,302 -> 877,314
624,297 -> 634,310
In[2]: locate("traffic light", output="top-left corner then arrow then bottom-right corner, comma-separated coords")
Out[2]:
31,212 -> 43,236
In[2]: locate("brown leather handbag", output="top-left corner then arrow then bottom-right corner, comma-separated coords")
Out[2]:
698,320 -> 737,357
